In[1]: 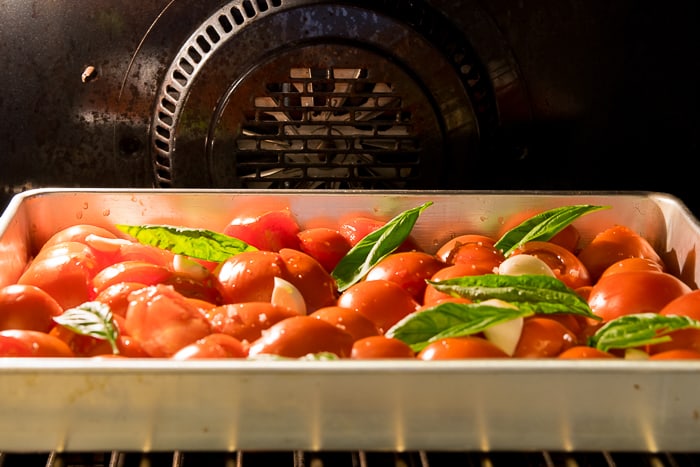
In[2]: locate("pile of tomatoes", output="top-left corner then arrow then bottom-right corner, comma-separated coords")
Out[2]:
1,205 -> 699,360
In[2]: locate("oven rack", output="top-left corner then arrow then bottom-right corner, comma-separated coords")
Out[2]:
1,450 -> 699,467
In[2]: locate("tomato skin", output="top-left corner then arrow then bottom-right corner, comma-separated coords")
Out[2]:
338,216 -> 420,251
93,282 -> 149,318
600,257 -> 664,279
41,224 -> 118,250
49,315 -> 148,358
92,261 -> 173,296
0,284 -> 63,332
444,242 -> 504,274
336,280 -> 420,334
0,330 -> 75,357
558,346 -> 617,359
498,209 -> 581,253
223,210 -> 301,252
124,284 -> 212,357
435,234 -> 497,263
309,306 -> 381,341
510,241 -> 591,290
17,243 -> 98,309
648,349 -> 700,360
577,225 -> 664,281
350,336 -> 415,359
297,227 -> 352,272
204,302 -> 298,344
647,329 -> 700,355
278,248 -> 338,313
162,272 -> 224,305
365,251 -> 445,302
588,270 -> 692,322
659,289 -> 700,320
417,336 -> 510,359
247,315 -> 354,358
171,333 -> 248,359
216,250 -> 286,304
513,317 -> 577,358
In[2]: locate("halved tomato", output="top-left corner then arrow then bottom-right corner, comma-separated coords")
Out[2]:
510,241 -> 591,289
223,210 -> 301,252
417,336 -> 509,359
365,251 -> 445,302
350,335 -> 415,359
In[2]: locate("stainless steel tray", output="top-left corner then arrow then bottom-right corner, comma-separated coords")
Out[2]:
1,188 -> 699,453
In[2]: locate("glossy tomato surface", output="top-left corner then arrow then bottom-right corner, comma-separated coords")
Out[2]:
278,248 -> 337,312
513,317 -> 577,358
557,346 -> 617,359
204,302 -> 298,345
510,241 -> 591,290
309,306 -> 381,341
365,251 -> 445,302
171,333 -> 247,359
336,279 -> 420,333
216,250 -> 285,304
247,315 -> 353,358
588,270 -> 692,322
417,336 -> 509,359
0,284 -> 63,332
350,335 -> 415,359
659,289 -> 700,320
423,263 -> 479,306
0,329 -> 75,357
297,227 -> 352,272
435,234 -> 497,263
223,210 -> 301,252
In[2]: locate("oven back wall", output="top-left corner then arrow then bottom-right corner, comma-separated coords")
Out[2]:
0,0 -> 697,211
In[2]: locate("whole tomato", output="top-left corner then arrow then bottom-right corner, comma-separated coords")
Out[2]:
92,261 -> 173,296
417,336 -> 509,360
223,210 -> 301,252
41,224 -> 118,250
599,257 -> 664,279
510,241 -> 591,290
557,346 -> 617,359
435,234 -> 497,263
216,250 -> 286,304
337,279 -> 420,334
444,241 -> 504,273
365,251 -> 445,302
497,209 -> 582,253
204,302 -> 298,345
124,284 -> 212,357
297,227 -> 352,272
0,329 -> 75,357
351,335 -> 415,359
171,333 -> 247,359
423,263 -> 480,306
512,316 -> 577,358
588,270 -> 692,322
0,284 -> 63,332
338,216 -> 420,251
648,349 -> 700,360
278,248 -> 338,312
309,306 -> 381,341
93,282 -> 149,317
247,315 -> 354,358
659,288 -> 700,320
577,225 -> 664,281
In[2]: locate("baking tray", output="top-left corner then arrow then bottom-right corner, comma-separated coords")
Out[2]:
1,188 -> 699,453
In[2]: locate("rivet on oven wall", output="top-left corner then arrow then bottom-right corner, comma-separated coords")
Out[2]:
81,65 -> 98,83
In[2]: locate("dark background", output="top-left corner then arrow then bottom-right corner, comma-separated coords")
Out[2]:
0,0 -> 697,214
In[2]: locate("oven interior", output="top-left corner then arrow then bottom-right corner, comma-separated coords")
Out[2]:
0,0 -> 698,464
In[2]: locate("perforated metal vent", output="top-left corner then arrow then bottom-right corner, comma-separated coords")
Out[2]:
150,0 -> 501,189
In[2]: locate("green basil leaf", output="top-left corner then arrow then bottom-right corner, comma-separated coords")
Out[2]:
588,313 -> 700,352
495,204 -> 609,256
53,301 -> 120,354
386,301 -> 533,352
116,224 -> 257,262
331,201 -> 433,292
427,274 -> 598,319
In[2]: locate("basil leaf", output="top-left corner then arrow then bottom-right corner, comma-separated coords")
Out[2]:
427,274 -> 598,319
386,301 -> 533,352
331,202 -> 433,292
588,313 -> 700,352
495,204 -> 609,256
116,224 -> 257,262
53,301 -> 120,354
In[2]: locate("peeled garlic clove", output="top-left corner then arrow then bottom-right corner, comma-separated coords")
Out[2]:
497,254 -> 556,277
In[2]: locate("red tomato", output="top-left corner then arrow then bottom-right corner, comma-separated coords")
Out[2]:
0,284 -> 63,332
588,270 -> 692,322
423,263 -> 479,306
350,335 -> 415,359
0,329 -> 75,357
600,257 -> 664,279
247,315 -> 354,358
93,282 -> 149,317
49,315 -> 148,358
162,271 -> 224,305
171,333 -> 247,359
513,317 -> 577,358
297,227 -> 352,272
336,279 -> 420,333
223,210 -> 301,252
365,251 -> 445,302
435,234 -> 497,263
444,242 -> 504,273
648,349 -> 700,360
309,306 -> 381,341
577,225 -> 664,282
557,346 -> 617,359
659,289 -> 700,320
92,261 -> 173,296
216,250 -> 285,304
417,336 -> 509,359
17,243 -> 98,309
278,248 -> 338,312
124,284 -> 212,357
41,224 -> 118,250
510,241 -> 591,289
204,302 -> 298,344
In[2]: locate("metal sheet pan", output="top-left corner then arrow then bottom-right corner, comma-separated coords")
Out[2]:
1,188 -> 699,453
